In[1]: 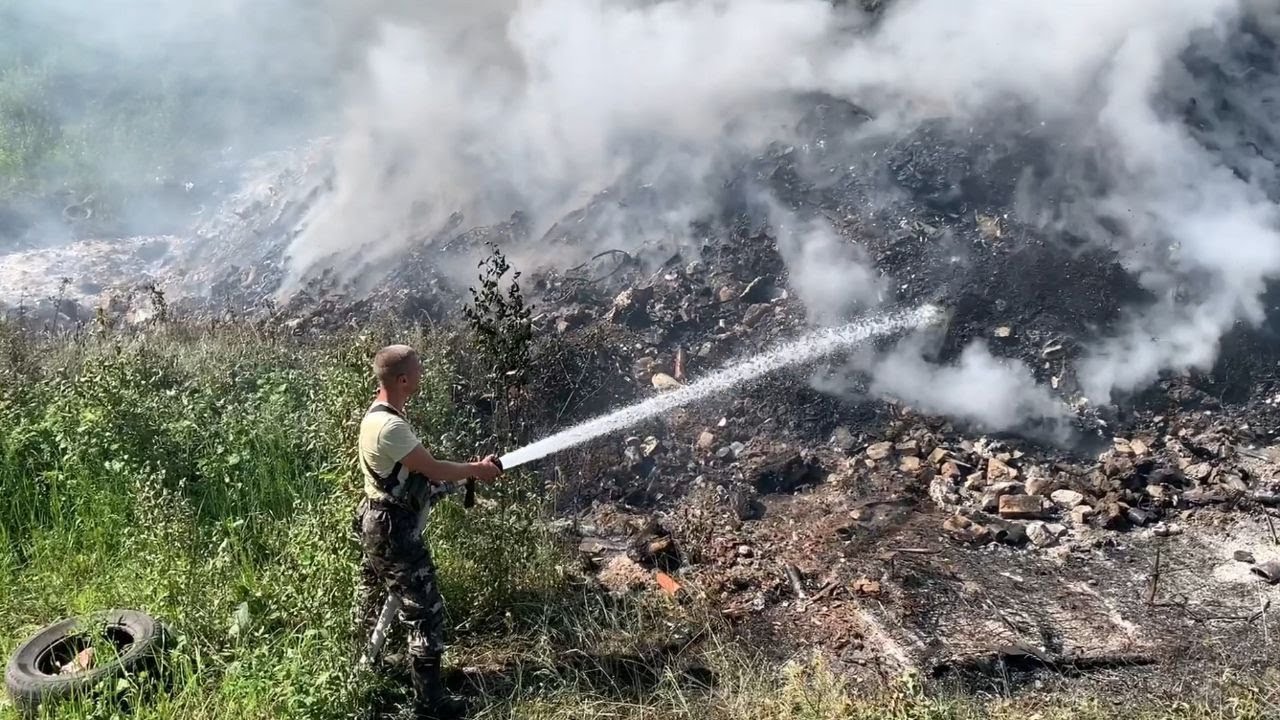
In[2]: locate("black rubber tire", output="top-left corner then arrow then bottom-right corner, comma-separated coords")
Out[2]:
5,609 -> 165,718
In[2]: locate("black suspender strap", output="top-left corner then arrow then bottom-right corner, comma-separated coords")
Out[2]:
362,403 -> 405,487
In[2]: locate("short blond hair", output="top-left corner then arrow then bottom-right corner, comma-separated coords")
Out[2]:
372,344 -> 419,387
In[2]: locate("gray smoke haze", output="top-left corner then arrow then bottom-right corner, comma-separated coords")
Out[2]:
4,0 -> 1280,437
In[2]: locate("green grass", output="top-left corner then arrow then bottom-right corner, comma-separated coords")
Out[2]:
0,320 -> 1277,719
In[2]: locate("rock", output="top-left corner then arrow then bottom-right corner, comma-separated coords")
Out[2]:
1070,505 -> 1094,525
986,456 -> 1017,482
1234,550 -> 1257,564
1103,454 -> 1135,477
606,286 -> 654,325
747,448 -> 822,493
1151,523 -> 1182,537
717,285 -> 739,303
742,303 -> 771,328
866,441 -> 893,461
1051,489 -> 1086,508
730,441 -> 747,457
831,426 -> 856,454
964,472 -> 987,491
993,325 -> 1012,338
895,440 -> 920,456
1027,521 -> 1066,548
1186,463 -> 1213,482
1219,473 -> 1248,492
943,515 -> 992,545
1145,484 -> 1169,501
641,436 -> 661,458
989,481 -> 1025,496
928,448 -> 950,466
697,431 -> 716,450
899,456 -> 923,474
1023,467 -> 1055,496
737,545 -> 754,559
632,357 -> 657,381
1130,438 -> 1150,456
988,520 -> 1028,546
852,578 -> 882,597
939,460 -> 963,479
652,373 -> 683,391
1114,438 -> 1134,456
1100,503 -> 1130,529
1250,561 -> 1280,585
999,494 -> 1048,519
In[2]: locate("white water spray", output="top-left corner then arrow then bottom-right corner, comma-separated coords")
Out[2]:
499,304 -> 943,470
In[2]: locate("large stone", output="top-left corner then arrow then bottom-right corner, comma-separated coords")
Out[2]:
742,304 -> 771,328
1023,467 -> 1056,496
1070,505 -> 1094,525
866,441 -> 893,461
986,457 -> 1017,482
1101,502 -> 1130,529
831,426 -> 856,454
989,481 -> 1025,497
900,456 -> 923,474
1051,489 -> 1085,508
697,431 -> 716,450
999,494 -> 1048,519
895,440 -> 920,456
606,286 -> 654,325
1027,521 -> 1067,548
1186,463 -> 1213,482
652,373 -> 683,391
943,515 -> 992,545
747,448 -> 823,494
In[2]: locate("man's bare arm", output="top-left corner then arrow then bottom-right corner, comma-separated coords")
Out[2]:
400,444 -> 501,483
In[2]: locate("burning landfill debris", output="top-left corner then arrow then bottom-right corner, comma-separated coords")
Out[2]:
3,0 -> 1280,698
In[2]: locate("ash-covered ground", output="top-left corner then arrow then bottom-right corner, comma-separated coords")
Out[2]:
4,0 -> 1280,702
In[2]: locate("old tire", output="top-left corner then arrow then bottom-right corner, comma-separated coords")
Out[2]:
5,609 -> 165,717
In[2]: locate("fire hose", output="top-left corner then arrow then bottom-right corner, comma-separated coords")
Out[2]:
359,458 -> 499,666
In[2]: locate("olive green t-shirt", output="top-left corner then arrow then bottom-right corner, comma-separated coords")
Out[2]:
358,403 -> 422,506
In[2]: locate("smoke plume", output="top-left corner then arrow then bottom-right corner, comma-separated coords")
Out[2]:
4,0 -> 1280,437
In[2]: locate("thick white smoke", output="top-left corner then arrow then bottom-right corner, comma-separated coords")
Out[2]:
279,0 -> 1280,429
282,0 -> 841,290
6,0 -> 1278,435
813,0 -> 1280,415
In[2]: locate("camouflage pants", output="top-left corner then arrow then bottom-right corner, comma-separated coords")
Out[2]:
355,499 -> 447,660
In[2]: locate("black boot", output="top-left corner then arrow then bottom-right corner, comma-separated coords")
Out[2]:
410,654 -> 467,720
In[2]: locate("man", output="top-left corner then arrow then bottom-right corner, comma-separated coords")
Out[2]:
354,344 -> 501,718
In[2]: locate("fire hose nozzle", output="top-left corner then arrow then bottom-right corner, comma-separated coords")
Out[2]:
464,456 -> 503,508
